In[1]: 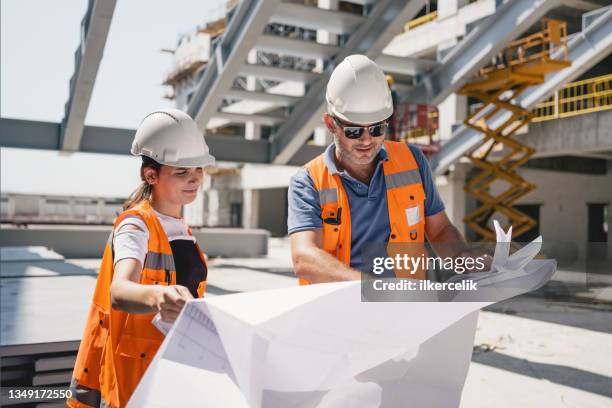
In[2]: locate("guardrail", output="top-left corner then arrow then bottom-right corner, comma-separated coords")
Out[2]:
403,10 -> 438,32
533,73 -> 612,122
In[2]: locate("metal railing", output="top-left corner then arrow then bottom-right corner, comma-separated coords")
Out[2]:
479,18 -> 569,77
533,73 -> 612,122
403,10 -> 438,32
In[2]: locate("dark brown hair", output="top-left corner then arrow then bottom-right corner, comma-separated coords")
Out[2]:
122,156 -> 162,210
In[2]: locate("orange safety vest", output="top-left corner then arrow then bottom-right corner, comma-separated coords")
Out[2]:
67,200 -> 207,408
302,140 -> 427,284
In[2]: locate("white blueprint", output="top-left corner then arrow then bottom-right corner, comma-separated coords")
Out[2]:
129,226 -> 555,408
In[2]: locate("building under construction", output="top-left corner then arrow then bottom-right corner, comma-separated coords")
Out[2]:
1,0 -> 611,406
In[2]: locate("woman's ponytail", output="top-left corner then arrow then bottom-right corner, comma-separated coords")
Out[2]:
122,156 -> 162,210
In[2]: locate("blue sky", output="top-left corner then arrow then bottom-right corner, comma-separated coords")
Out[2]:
1,0 -> 226,128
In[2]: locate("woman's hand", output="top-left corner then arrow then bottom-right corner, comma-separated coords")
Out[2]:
111,257 -> 194,319
154,285 -> 194,323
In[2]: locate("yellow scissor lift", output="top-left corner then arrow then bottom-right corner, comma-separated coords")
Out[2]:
458,19 -> 571,241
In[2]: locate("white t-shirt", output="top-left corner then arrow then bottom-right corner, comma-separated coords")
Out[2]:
113,209 -> 195,267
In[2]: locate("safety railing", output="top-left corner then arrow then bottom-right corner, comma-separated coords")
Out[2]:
479,18 -> 569,77
532,73 -> 612,122
403,11 -> 438,32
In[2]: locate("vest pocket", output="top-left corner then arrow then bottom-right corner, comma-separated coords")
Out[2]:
116,334 -> 161,360
72,304 -> 109,389
405,205 -> 421,226
114,334 -> 161,404
141,269 -> 171,286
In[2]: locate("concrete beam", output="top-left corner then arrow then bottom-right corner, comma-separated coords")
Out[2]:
524,156 -> 608,174
60,0 -> 116,151
383,0 -> 498,59
431,6 -> 612,175
518,110 -> 612,159
270,0 -> 425,164
0,227 -> 268,258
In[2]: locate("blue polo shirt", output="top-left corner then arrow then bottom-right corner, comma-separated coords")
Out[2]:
287,143 -> 444,273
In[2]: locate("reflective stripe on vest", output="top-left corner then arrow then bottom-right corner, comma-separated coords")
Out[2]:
384,168 -> 422,189
303,141 -> 427,284
68,200 -> 208,408
318,188 -> 338,205
69,377 -> 101,407
144,251 -> 175,271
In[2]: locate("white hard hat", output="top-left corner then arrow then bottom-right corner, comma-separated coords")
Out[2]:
326,54 -> 393,126
131,108 -> 216,168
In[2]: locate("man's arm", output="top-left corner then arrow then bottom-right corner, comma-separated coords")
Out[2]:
425,211 -> 470,258
425,211 -> 492,271
290,229 -> 361,283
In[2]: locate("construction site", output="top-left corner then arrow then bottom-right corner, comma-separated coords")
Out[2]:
1,0 -> 611,407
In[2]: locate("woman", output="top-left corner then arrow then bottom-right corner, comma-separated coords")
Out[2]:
68,108 -> 216,408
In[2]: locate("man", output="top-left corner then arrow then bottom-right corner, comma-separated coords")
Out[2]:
288,55 -> 483,284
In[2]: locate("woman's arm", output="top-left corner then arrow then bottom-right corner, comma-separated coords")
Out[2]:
109,225 -> 193,322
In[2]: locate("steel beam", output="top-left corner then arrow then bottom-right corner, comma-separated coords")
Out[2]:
225,88 -> 300,106
254,35 -> 340,60
0,118 -> 327,165
375,54 -> 439,76
212,111 -> 287,126
239,64 -> 321,83
60,0 -> 116,151
271,2 -> 365,35
405,0 -> 560,106
561,0 -> 602,11
430,6 -> 612,175
1,118 -> 264,162
187,0 -> 281,130
270,0 -> 425,164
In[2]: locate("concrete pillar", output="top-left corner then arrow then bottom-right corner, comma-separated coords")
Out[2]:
437,92 -> 467,142
437,0 -> 468,19
38,197 -> 47,218
97,199 -> 104,222
242,189 -> 260,229
243,50 -> 261,229
607,199 -> 612,262
206,189 -> 220,227
315,0 -> 339,73
314,126 -> 332,146
436,163 -> 468,237
7,196 -> 16,218
245,49 -> 261,140
183,186 -> 205,226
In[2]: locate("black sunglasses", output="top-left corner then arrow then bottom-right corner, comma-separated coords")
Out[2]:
332,116 -> 388,139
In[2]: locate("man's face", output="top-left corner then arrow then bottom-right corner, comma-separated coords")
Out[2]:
324,113 -> 386,166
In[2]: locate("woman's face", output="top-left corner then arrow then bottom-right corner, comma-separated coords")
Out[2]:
145,165 -> 204,206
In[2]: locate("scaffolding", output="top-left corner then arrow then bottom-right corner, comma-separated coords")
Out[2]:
458,19 -> 571,241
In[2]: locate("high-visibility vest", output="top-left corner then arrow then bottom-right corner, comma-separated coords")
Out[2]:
67,200 -> 207,408
301,141 -> 427,284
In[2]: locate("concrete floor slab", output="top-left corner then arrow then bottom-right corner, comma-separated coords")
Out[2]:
1,238 -> 610,407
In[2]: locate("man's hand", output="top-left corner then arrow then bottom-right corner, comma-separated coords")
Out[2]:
458,250 -> 493,273
290,229 -> 362,283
